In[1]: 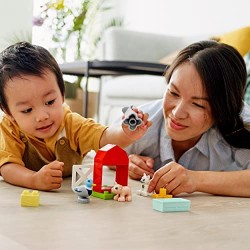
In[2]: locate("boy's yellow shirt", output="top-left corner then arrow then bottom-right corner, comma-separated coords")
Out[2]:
0,106 -> 107,169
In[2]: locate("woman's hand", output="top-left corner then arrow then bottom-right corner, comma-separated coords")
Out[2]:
147,161 -> 197,195
32,160 -> 64,191
128,154 -> 154,180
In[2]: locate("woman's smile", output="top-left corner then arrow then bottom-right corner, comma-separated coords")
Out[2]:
169,117 -> 188,131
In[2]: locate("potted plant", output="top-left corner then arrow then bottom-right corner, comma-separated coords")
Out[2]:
33,0 -> 123,116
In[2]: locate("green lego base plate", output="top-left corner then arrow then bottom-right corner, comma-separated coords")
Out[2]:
92,191 -> 115,200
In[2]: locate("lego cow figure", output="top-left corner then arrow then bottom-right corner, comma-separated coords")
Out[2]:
122,106 -> 143,131
136,173 -> 151,197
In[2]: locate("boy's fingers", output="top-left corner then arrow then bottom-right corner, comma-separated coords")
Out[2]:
51,169 -> 63,177
50,183 -> 62,190
48,161 -> 64,171
51,177 -> 63,184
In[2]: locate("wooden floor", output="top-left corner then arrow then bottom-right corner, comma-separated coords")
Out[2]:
1,167 -> 250,250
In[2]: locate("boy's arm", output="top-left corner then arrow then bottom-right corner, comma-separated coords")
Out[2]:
1,161 -> 64,191
1,163 -> 35,188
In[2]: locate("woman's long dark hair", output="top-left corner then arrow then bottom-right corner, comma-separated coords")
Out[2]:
165,40 -> 250,149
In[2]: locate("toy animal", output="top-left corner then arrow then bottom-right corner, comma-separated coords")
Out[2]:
136,173 -> 151,197
73,178 -> 94,203
111,182 -> 132,202
122,106 -> 142,131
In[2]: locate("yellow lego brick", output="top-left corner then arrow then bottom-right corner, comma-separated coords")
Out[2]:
151,188 -> 173,198
21,190 -> 40,207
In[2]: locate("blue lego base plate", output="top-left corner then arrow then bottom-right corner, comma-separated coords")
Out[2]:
152,198 -> 191,212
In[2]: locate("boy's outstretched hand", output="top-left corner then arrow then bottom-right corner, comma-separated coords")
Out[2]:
32,160 -> 64,191
122,106 -> 152,141
100,106 -> 152,149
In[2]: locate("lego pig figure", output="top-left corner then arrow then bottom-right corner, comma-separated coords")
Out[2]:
111,182 -> 132,202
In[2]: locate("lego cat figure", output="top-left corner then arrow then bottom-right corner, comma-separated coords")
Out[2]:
136,173 -> 151,197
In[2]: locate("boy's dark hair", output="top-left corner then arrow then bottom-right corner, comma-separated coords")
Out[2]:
165,40 -> 250,149
0,42 -> 65,115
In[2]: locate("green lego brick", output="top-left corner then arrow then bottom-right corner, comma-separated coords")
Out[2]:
152,198 -> 190,212
92,191 -> 115,200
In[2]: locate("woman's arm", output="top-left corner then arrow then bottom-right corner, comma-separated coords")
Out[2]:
194,169 -> 250,197
148,161 -> 250,197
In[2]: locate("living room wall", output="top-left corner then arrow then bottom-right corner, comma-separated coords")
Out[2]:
0,0 -> 33,52
111,0 -> 250,36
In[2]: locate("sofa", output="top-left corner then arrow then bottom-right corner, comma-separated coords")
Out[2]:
98,27 -> 208,124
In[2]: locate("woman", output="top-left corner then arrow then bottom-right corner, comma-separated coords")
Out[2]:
126,40 -> 250,197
